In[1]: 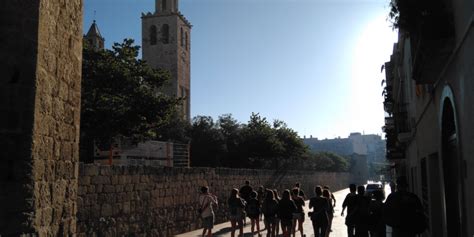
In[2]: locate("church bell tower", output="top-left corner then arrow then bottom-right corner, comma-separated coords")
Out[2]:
142,0 -> 192,121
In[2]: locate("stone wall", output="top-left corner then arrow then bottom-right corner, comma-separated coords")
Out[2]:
0,0 -> 82,236
77,164 -> 351,236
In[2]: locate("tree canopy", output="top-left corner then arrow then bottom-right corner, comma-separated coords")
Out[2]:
80,39 -> 179,161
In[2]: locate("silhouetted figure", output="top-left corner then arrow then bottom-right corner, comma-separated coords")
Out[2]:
354,185 -> 370,237
295,182 -> 306,200
273,189 -> 281,236
322,189 -> 334,237
291,188 -> 305,237
199,186 -> 218,237
368,190 -> 386,237
323,186 -> 336,208
240,180 -> 253,225
228,188 -> 246,237
262,189 -> 279,237
277,189 -> 297,237
341,184 -> 358,237
384,176 -> 426,237
246,191 -> 262,236
309,186 -> 329,237
258,186 -> 265,221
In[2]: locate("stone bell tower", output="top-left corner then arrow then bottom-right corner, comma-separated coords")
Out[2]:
142,0 -> 192,121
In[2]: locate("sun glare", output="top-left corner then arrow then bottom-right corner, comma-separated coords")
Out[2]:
350,14 -> 398,135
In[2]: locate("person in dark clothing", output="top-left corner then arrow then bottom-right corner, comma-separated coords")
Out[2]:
341,184 -> 357,237
309,186 -> 329,237
368,190 -> 386,237
291,188 -> 305,237
228,188 -> 246,237
295,182 -> 306,200
354,185 -> 370,237
384,176 -> 426,237
246,191 -> 262,236
262,189 -> 278,237
323,186 -> 336,208
239,180 -> 253,225
322,189 -> 334,237
273,189 -> 281,236
257,186 -> 265,221
277,189 -> 297,237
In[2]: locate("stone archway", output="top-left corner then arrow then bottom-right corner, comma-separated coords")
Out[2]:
440,93 -> 466,237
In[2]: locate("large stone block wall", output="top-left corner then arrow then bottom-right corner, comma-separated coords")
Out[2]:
77,164 -> 351,236
0,0 -> 82,236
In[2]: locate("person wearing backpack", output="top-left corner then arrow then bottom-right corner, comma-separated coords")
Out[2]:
384,176 -> 426,237
353,185 -> 370,237
199,186 -> 218,237
291,188 -> 305,237
309,186 -> 329,237
277,190 -> 297,237
228,188 -> 246,237
246,191 -> 262,236
262,189 -> 279,237
368,190 -> 386,237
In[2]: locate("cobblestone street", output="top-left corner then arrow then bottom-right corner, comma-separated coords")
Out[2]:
178,185 -> 392,237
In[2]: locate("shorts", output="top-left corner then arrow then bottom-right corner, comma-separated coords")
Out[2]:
292,213 -> 305,221
281,218 -> 293,228
230,214 -> 244,222
264,216 -> 276,226
202,216 -> 214,229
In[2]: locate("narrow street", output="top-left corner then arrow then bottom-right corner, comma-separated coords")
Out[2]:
178,184 -> 392,237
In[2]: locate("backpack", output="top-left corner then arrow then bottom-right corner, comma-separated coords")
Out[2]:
246,199 -> 259,216
262,200 -> 278,217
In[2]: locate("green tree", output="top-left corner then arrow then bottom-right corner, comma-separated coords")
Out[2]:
189,116 -> 226,167
80,39 -> 179,162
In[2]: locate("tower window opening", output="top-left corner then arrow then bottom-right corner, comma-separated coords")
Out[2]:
161,24 -> 169,44
185,32 -> 189,50
180,27 -> 184,47
162,0 -> 167,10
150,25 -> 157,45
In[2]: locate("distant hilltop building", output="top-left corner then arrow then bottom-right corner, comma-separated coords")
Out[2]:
142,0 -> 192,121
303,132 -> 386,163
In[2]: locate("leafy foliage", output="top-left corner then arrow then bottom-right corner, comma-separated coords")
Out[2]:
188,113 -> 347,172
80,39 -> 180,161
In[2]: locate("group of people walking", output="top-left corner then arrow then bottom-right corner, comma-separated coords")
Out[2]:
198,176 -> 425,237
341,176 -> 426,237
198,180 -> 337,237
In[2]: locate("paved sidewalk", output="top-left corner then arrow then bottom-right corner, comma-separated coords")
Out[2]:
177,185 -> 393,237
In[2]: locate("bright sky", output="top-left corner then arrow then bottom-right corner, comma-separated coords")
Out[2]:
84,0 -> 398,139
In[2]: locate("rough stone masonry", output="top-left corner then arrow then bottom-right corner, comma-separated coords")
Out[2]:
77,164 -> 351,236
0,0 -> 83,236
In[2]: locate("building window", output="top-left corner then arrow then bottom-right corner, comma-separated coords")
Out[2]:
162,0 -> 167,10
180,27 -> 184,47
185,32 -> 189,50
161,24 -> 169,44
150,25 -> 157,45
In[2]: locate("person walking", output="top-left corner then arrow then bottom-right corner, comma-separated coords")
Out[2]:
384,176 -> 427,237
277,189 -> 297,237
323,186 -> 336,208
309,186 -> 329,237
240,180 -> 253,225
291,188 -> 305,237
228,188 -> 246,237
368,190 -> 386,237
354,185 -> 370,237
246,191 -> 262,236
262,189 -> 279,237
258,186 -> 266,221
199,186 -> 218,237
273,189 -> 281,236
322,189 -> 334,237
341,184 -> 358,237
294,182 -> 306,200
